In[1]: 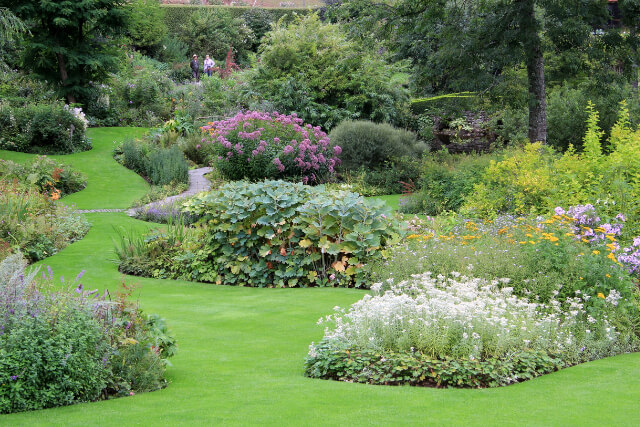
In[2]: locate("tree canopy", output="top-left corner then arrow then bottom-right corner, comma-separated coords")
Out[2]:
1,0 -> 128,104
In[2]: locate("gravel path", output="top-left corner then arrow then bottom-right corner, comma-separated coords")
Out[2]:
76,167 -> 213,214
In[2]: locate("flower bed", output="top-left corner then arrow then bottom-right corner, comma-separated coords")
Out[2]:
201,111 -> 341,183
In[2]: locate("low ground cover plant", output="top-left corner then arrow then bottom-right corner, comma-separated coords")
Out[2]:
201,111 -> 341,184
0,180 -> 90,263
0,156 -> 87,197
116,180 -> 404,288
0,254 -> 177,414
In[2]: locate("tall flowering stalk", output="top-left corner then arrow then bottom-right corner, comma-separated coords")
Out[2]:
201,111 -> 341,184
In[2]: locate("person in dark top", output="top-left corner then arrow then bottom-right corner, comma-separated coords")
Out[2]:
190,54 -> 200,82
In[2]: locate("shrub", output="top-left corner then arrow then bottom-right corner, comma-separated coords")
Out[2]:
461,142 -> 556,217
0,156 -> 87,196
329,120 -> 426,171
162,180 -> 405,288
202,111 -> 340,183
0,255 -> 177,413
249,14 -> 411,129
0,103 -> 90,154
401,152 -> 498,215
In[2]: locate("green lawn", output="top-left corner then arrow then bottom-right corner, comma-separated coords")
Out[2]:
1,128 -> 639,426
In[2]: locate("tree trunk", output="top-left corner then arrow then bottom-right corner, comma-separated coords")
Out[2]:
522,2 -> 547,143
56,52 -> 76,104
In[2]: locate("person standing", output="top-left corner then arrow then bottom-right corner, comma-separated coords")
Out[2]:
204,54 -> 215,78
190,54 -> 200,82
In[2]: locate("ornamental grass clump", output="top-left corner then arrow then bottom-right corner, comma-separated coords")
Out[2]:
201,111 -> 341,183
305,273 -> 635,388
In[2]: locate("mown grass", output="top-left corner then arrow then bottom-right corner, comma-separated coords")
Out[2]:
0,128 -> 639,426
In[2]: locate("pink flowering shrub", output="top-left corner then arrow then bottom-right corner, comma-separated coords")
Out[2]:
201,111 -> 341,184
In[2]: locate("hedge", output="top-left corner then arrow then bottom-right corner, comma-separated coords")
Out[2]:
162,5 -> 313,36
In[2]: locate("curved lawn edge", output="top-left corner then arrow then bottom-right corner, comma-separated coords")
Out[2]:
1,128 -> 639,425
0,127 -> 150,210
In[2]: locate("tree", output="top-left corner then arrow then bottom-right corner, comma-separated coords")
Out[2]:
335,0 -> 611,143
125,0 -> 167,54
2,0 -> 128,104
0,7 -> 27,70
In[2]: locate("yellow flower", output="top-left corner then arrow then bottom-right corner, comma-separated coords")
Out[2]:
525,233 -> 533,238
606,235 -> 617,242
592,250 -> 600,255
607,253 -> 617,262
606,274 -> 611,278
597,292 -> 605,299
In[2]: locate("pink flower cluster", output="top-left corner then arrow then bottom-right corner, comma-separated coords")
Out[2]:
201,111 -> 341,183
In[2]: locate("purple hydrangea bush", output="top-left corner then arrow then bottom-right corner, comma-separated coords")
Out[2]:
201,111 -> 341,184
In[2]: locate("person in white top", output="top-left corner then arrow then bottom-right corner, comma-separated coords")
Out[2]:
203,55 -> 215,77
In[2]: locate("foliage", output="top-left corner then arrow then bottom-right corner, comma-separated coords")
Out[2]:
328,120 -> 425,171
402,151 -> 499,215
249,14 -> 411,129
0,156 -> 86,196
461,142 -> 556,217
0,181 -> 90,263
117,138 -> 189,187
305,342 -> 563,388
0,102 -> 90,154
3,0 -> 128,104
306,265 -> 637,388
176,8 -> 254,64
202,111 -> 340,183
126,0 -> 167,54
127,180 -> 405,288
0,256 -> 177,413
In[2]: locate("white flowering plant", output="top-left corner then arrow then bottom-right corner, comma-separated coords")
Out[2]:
305,273 -> 637,387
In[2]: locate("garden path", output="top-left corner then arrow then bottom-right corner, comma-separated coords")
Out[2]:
74,167 -> 213,214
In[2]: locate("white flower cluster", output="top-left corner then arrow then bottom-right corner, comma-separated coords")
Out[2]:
317,273 -> 619,361
64,105 -> 88,130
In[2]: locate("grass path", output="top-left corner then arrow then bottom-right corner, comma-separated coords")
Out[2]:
1,128 -> 639,426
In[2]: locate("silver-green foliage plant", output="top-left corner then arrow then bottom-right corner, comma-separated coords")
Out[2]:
180,180 -> 404,288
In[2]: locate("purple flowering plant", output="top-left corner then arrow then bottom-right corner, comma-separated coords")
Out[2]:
201,111 -> 341,184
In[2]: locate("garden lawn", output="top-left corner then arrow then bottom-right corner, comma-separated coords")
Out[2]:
1,128 -> 639,426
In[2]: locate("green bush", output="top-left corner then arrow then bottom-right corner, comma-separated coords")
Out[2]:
0,306 -> 110,413
329,120 -> 426,171
402,152 -> 498,215
160,180 -> 405,288
249,14 -> 411,129
176,8 -> 255,64
126,0 -> 167,53
0,103 -> 90,154
0,255 -> 177,413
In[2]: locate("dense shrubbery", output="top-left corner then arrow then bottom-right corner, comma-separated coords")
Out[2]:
202,111 -> 340,183
400,152 -> 498,215
0,181 -> 90,263
0,156 -> 87,197
0,254 -> 177,414
0,102 -> 90,153
248,14 -> 411,130
116,180 -> 404,288
328,120 -> 425,171
462,103 -> 640,220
